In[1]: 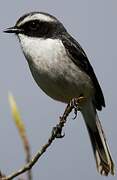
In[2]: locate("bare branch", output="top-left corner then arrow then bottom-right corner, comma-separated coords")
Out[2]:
1,97 -> 86,180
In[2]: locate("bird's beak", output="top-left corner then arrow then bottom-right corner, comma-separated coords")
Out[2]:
3,26 -> 23,34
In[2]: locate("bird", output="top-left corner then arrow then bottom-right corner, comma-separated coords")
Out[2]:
4,12 -> 114,176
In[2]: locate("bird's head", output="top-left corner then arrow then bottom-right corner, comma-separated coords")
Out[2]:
4,12 -> 66,39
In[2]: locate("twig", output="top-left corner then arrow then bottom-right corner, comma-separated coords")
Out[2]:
23,135 -> 32,180
1,97 -> 85,180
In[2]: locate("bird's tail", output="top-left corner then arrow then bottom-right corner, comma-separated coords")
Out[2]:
81,101 -> 115,176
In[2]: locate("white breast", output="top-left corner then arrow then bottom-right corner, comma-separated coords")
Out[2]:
18,34 -> 94,103
19,34 -> 66,72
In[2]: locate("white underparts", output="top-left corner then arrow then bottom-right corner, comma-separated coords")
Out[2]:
18,34 -> 94,103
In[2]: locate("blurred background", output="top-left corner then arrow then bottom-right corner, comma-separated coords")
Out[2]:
0,0 -> 117,179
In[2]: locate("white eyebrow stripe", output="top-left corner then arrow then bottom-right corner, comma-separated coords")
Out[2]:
18,14 -> 56,26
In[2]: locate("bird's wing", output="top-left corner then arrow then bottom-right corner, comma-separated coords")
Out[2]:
61,34 -> 105,110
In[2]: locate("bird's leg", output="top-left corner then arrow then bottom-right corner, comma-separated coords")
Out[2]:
52,96 -> 86,138
70,96 -> 87,119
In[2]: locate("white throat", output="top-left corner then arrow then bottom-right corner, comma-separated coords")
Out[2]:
18,34 -> 66,68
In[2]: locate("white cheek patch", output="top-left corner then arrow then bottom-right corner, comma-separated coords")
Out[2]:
18,13 -> 56,26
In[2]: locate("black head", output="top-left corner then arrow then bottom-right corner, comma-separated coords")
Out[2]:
4,12 -> 67,38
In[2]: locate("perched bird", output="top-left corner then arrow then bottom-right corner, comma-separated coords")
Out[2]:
4,12 -> 114,175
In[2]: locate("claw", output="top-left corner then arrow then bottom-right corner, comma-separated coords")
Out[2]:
52,125 -> 65,139
72,107 -> 78,120
56,132 -> 65,138
70,96 -> 87,119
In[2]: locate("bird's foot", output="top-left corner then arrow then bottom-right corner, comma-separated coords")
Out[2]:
70,96 -> 87,119
52,124 -> 65,138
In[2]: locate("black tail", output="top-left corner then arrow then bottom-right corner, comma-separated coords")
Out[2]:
87,118 -> 114,175
82,102 -> 115,176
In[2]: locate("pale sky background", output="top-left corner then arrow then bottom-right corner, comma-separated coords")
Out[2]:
0,0 -> 117,179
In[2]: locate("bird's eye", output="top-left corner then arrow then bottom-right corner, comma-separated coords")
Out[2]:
29,21 -> 39,30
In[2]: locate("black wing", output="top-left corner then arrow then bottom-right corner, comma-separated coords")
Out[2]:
61,34 -> 105,110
